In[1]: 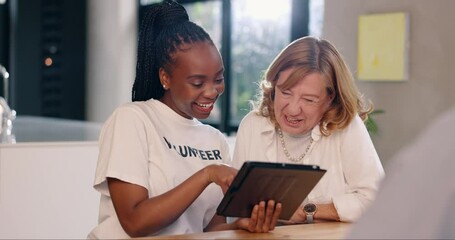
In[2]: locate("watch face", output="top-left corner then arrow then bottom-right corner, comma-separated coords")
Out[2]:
304,203 -> 317,213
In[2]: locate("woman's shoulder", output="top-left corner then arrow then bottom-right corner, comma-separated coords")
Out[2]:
112,100 -> 164,117
240,110 -> 267,125
238,110 -> 275,134
112,101 -> 144,112
103,101 -> 154,127
349,114 -> 368,129
333,114 -> 369,139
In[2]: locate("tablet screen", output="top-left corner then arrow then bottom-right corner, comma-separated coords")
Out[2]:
216,161 -> 326,220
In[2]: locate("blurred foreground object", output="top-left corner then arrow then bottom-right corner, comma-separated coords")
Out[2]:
348,106 -> 455,239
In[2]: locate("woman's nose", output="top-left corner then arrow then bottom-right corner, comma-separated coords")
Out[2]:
204,84 -> 224,99
286,97 -> 302,115
204,85 -> 221,99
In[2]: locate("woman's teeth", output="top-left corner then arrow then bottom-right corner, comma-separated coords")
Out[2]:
196,102 -> 213,108
286,117 -> 300,123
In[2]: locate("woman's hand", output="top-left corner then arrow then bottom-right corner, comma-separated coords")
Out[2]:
287,206 -> 306,224
204,164 -> 238,193
235,200 -> 282,233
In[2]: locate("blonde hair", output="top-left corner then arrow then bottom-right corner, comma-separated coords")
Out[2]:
253,36 -> 372,136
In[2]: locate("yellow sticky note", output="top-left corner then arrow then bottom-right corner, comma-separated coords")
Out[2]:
357,12 -> 409,81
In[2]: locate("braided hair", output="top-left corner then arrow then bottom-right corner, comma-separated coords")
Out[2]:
132,0 -> 214,102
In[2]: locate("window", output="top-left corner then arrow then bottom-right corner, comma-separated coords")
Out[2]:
138,0 -> 324,134
229,0 -> 291,126
309,0 -> 325,37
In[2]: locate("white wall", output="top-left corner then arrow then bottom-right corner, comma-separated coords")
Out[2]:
86,0 -> 137,123
322,0 -> 455,166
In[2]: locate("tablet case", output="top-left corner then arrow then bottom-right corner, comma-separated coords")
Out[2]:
216,161 -> 326,220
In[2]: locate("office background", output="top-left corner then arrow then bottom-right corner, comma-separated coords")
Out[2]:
1,0 -> 455,166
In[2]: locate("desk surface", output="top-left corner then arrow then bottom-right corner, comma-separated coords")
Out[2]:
143,222 -> 351,239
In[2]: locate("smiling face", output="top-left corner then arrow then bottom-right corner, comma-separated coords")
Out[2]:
273,68 -> 333,135
159,41 -> 225,119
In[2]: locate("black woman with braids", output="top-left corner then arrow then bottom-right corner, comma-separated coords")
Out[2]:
88,1 -> 281,239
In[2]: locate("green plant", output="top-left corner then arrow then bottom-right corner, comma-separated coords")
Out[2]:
365,109 -> 385,135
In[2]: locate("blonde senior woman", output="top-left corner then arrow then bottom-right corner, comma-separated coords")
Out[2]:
232,36 -> 384,224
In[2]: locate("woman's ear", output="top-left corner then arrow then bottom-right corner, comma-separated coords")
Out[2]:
159,68 -> 170,90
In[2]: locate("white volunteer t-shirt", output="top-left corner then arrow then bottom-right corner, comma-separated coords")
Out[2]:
88,99 -> 231,239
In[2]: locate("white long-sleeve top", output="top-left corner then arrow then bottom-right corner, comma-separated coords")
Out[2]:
232,111 -> 385,222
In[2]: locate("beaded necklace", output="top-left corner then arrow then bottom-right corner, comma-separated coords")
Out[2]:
277,128 -> 313,163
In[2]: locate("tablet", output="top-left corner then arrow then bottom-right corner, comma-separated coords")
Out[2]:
216,161 -> 326,220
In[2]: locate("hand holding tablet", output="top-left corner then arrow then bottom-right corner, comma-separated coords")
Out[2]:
217,161 -> 326,220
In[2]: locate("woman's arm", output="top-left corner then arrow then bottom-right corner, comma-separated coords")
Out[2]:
231,114 -> 253,169
333,116 -> 385,222
108,164 -> 236,237
288,203 -> 339,223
